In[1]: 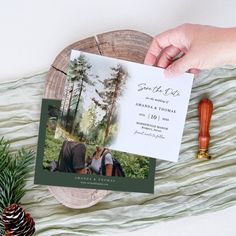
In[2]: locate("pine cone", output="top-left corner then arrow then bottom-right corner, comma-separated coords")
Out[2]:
2,204 -> 35,236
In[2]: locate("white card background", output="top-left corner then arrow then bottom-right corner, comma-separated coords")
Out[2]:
70,50 -> 193,162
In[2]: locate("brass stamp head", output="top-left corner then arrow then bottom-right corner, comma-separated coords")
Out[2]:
197,149 -> 211,160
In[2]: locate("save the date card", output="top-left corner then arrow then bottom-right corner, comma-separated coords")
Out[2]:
34,50 -> 193,193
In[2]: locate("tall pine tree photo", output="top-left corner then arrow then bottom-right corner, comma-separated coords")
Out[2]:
92,64 -> 129,145
63,58 -> 81,131
61,54 -> 96,134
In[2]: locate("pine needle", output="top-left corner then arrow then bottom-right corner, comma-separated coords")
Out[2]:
0,138 -> 10,171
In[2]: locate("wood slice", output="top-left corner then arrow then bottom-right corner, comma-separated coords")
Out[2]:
44,29 -> 153,208
48,186 -> 109,209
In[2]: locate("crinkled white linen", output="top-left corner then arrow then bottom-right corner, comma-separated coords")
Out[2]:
0,68 -> 236,235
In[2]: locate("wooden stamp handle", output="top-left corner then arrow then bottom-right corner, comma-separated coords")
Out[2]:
198,98 -> 213,151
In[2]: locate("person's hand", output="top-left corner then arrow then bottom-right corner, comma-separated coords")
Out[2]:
144,23 -> 236,77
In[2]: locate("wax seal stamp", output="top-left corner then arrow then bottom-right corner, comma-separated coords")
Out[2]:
197,98 -> 213,160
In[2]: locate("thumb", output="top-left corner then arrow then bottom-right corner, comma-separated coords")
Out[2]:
164,54 -> 194,78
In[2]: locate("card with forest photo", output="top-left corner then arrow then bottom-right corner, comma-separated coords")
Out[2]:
35,99 -> 156,193
60,50 -> 192,162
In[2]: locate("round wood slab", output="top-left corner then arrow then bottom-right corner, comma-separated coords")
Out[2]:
44,29 -> 153,208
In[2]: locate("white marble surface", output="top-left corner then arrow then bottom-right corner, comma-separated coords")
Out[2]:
0,1 -> 236,235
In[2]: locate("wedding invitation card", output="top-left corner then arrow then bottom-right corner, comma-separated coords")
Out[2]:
67,50 -> 193,162
35,50 -> 193,193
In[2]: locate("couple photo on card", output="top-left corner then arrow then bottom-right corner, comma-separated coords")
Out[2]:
50,139 -> 125,177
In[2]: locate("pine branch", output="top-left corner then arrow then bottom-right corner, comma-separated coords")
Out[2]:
0,138 -> 34,235
0,138 -> 10,171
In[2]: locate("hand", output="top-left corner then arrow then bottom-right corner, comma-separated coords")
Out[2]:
144,24 -> 236,77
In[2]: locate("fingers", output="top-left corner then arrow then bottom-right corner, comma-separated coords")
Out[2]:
164,54 -> 193,78
144,26 -> 186,65
144,29 -> 174,65
144,24 -> 197,77
156,45 -> 181,68
144,38 -> 163,65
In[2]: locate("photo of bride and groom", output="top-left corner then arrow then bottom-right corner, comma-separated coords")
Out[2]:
51,140 -> 126,177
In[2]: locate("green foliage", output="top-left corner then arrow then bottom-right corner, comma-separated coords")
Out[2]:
67,55 -> 92,83
79,103 -> 97,136
85,120 -> 106,146
0,137 -> 34,235
112,151 -> 150,179
0,138 -> 10,171
43,128 -> 63,169
105,122 -> 118,146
